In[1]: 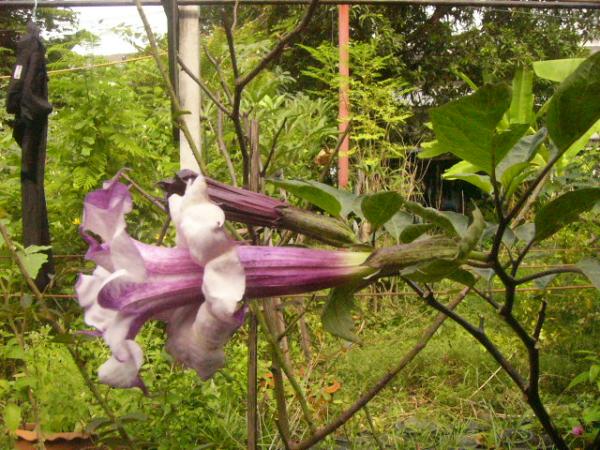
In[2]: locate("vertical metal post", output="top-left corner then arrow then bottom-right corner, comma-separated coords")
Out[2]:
337,4 -> 350,188
178,5 -> 201,171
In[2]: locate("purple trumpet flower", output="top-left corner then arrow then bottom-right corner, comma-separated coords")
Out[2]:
159,170 -> 357,246
76,173 -> 372,390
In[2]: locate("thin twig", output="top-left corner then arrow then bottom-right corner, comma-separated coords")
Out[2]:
277,306 -> 308,342
261,117 -> 288,177
515,267 -> 582,285
202,42 -> 233,104
157,217 -> 171,245
177,54 -> 232,116
235,0 -> 320,91
512,239 -> 535,276
120,172 -> 167,212
318,119 -> 353,183
215,106 -> 239,186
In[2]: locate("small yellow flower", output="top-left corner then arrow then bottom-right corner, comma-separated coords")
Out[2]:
72,217 -> 81,225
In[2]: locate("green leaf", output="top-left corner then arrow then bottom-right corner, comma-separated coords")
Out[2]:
17,250 -> 48,280
590,365 -> 600,382
496,128 -> 547,185
305,181 -> 357,218
577,257 -> 600,291
534,188 -> 600,242
400,223 -> 434,243
491,124 -> 530,165
3,403 -> 21,432
514,223 -> 535,243
567,371 -> 590,390
583,407 -> 600,424
417,140 -> 447,159
443,161 -> 493,194
403,259 -> 461,283
430,83 -> 513,173
384,211 -> 413,242
546,52 -> 600,152
457,208 -> 485,259
402,201 -> 463,236
534,274 -> 557,290
268,179 -> 341,217
448,269 -> 477,287
452,69 -> 479,90
444,172 -> 493,195
558,119 -> 600,169
533,58 -> 585,82
322,285 -> 361,343
509,67 -> 534,124
361,192 -> 403,230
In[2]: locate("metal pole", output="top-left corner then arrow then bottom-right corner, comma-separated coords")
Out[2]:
1,0 -> 599,8
337,4 -> 350,188
178,5 -> 202,171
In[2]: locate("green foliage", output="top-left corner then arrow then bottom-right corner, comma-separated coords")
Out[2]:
267,179 -> 342,217
322,284 -> 361,343
430,83 -> 524,174
533,188 -> 600,242
546,52 -> 600,152
361,192 -> 403,231
300,40 -> 413,191
533,58 -> 585,83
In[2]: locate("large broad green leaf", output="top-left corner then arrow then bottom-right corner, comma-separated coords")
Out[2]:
17,245 -> 51,280
533,58 -> 585,82
417,140 -> 447,159
491,124 -> 531,164
305,181 -> 357,218
546,52 -> 600,152
430,83 -> 516,173
448,269 -> 477,287
557,119 -> 600,171
534,188 -> 600,242
361,192 -> 403,230
322,284 -> 361,342
268,179 -> 341,217
496,128 -> 547,186
384,211 -> 414,242
509,67 -> 534,124
577,257 -> 600,291
443,161 -> 492,196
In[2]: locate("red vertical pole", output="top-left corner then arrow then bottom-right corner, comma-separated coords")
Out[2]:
338,4 -> 350,188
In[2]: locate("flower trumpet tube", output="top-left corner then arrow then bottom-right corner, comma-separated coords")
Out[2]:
159,170 -> 357,246
76,173 -> 372,390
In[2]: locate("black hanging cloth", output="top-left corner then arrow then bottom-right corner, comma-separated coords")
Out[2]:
6,22 -> 54,290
